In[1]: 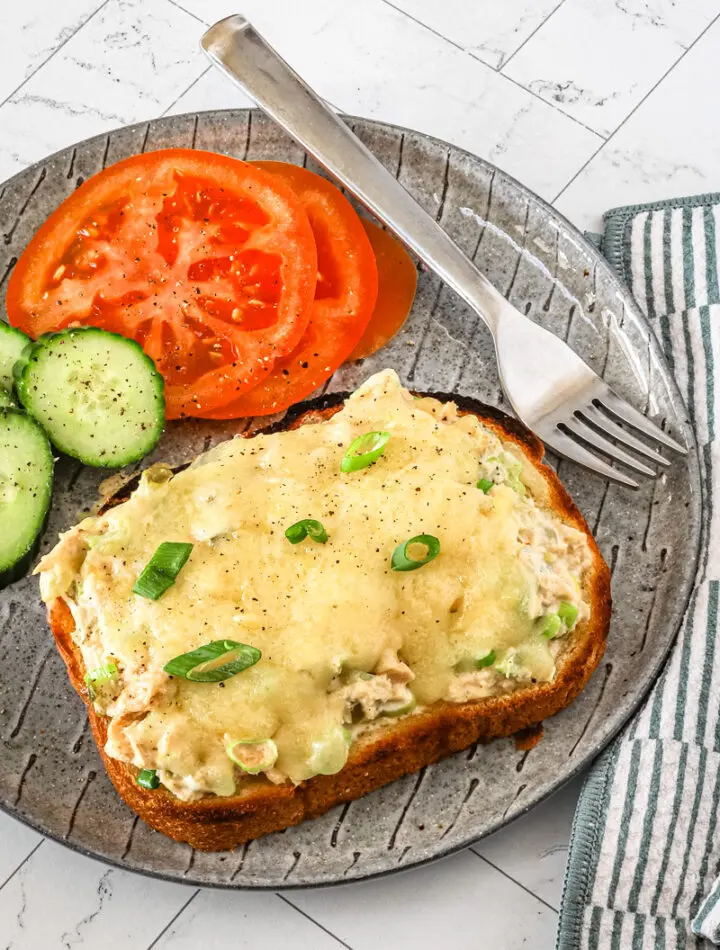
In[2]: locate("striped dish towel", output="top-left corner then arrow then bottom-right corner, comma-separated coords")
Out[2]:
556,195 -> 719,950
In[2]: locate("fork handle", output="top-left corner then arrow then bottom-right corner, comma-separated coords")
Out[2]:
202,15 -> 510,336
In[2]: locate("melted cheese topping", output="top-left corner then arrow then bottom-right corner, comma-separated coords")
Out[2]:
38,370 -> 592,799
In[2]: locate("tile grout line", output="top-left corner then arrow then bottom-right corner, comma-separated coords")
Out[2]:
500,0 -> 568,71
381,0 -> 474,56
468,847 -> 559,913
166,0 -> 209,28
380,0 -> 604,141
0,840 -> 44,894
156,0 -> 211,121
161,64 -> 212,117
276,893 -> 356,950
0,0 -> 112,111
551,9 -> 720,205
145,888 -> 200,950
499,70 -> 606,140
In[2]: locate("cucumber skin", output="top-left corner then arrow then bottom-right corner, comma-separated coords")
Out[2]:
12,340 -> 35,387
15,327 -> 165,468
0,533 -> 46,591
0,322 -> 31,391
0,408 -> 54,591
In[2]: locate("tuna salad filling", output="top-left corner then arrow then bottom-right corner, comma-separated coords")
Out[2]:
37,369 -> 593,800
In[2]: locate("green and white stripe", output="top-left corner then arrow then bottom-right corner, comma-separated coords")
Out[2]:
693,876 -> 720,942
558,194 -> 720,950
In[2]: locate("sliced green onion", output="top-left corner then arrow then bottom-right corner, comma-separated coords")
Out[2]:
477,478 -> 494,493
391,534 -> 440,572
164,639 -> 261,682
84,662 -> 118,700
474,650 -> 496,668
558,601 -> 579,629
132,542 -> 193,600
136,769 -> 159,790
540,613 -> 562,639
285,519 -> 328,544
341,431 -> 390,472
226,738 -> 278,774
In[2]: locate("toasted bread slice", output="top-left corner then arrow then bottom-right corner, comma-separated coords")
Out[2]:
46,392 -> 611,852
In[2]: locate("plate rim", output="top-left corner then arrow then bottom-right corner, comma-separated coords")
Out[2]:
0,107 -> 703,889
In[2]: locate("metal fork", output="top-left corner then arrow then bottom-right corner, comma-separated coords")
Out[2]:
201,15 -> 687,489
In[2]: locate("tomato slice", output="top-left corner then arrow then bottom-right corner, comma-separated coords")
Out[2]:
6,149 -> 317,418
349,220 -> 417,360
198,161 -> 378,419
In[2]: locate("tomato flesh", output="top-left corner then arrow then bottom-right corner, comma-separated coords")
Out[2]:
199,162 -> 378,418
349,220 -> 417,360
6,149 -> 317,418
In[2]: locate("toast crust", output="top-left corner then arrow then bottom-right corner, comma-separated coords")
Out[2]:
46,393 -> 611,851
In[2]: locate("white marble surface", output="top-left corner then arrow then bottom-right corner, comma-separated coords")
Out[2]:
1,0 -> 717,946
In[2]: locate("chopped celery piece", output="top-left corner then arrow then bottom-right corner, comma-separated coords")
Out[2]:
495,650 -> 526,679
380,691 -> 416,717
481,453 -> 525,495
474,650 -> 496,668
540,613 -> 562,639
84,662 -> 118,700
558,601 -> 579,629
136,769 -> 159,790
308,726 -> 350,776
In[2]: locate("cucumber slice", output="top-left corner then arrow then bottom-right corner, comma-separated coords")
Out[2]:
0,409 -> 53,589
16,327 -> 164,468
0,388 -> 17,409
0,323 -> 30,392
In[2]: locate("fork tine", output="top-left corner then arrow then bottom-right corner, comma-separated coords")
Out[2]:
564,419 -> 656,477
579,404 -> 670,467
542,429 -> 640,489
597,389 -> 687,455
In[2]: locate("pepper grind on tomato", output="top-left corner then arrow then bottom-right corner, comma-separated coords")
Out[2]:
6,149 -> 318,418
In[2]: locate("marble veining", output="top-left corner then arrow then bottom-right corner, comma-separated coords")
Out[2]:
0,0 -> 102,102
613,0 -> 680,35
387,0 -> 561,70
59,870 -> 113,949
556,10 -> 720,228
526,79 -> 627,110
0,0 -> 717,946
503,0 -> 720,136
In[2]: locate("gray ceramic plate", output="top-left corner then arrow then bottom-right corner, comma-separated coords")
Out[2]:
0,110 -> 701,888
